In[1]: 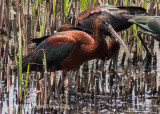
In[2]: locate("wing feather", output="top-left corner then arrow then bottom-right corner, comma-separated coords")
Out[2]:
22,35 -> 75,72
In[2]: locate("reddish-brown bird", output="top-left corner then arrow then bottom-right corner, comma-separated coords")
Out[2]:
21,16 -> 129,74
76,5 -> 147,34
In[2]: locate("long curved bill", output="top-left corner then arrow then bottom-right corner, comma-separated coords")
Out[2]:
102,21 -> 131,59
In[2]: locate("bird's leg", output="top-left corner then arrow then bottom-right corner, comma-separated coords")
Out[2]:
46,73 -> 54,105
137,31 -> 151,71
64,72 -> 71,105
58,72 -> 66,94
137,30 -> 160,42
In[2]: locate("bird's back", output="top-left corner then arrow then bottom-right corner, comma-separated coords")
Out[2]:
76,5 -> 147,32
21,30 -> 94,72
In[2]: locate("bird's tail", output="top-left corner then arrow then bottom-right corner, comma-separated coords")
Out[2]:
117,6 -> 148,15
13,51 -> 43,73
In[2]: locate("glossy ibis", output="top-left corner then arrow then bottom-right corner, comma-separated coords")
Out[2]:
21,16 -> 130,74
76,5 -> 147,34
129,16 -> 160,71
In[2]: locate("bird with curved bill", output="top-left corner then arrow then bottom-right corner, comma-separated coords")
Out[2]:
76,5 -> 147,66
15,16 -> 130,75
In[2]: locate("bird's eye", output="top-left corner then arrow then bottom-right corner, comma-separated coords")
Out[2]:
102,21 -> 109,28
102,21 -> 106,25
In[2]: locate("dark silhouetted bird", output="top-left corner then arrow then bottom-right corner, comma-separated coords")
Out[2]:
76,5 -> 147,34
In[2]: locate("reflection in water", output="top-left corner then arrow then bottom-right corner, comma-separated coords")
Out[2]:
0,40 -> 160,113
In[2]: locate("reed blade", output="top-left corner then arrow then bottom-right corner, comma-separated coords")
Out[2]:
18,13 -> 22,102
24,64 -> 30,97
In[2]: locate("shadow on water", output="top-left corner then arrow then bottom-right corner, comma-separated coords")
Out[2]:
1,38 -> 160,113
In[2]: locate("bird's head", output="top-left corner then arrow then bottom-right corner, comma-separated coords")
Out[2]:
92,15 -> 111,33
92,15 -> 131,59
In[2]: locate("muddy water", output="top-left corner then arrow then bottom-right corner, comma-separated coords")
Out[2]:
0,39 -> 160,113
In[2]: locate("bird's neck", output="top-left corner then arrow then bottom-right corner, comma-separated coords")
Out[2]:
92,31 -> 108,59
93,28 -> 106,48
106,40 -> 120,59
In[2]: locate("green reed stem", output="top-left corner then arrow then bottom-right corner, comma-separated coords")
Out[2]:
144,0 -> 147,8
132,24 -> 140,56
93,0 -> 96,6
80,0 -> 88,11
40,0 -> 46,37
64,0 -> 69,16
18,13 -> 22,101
24,64 -> 30,97
38,0 -> 42,6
